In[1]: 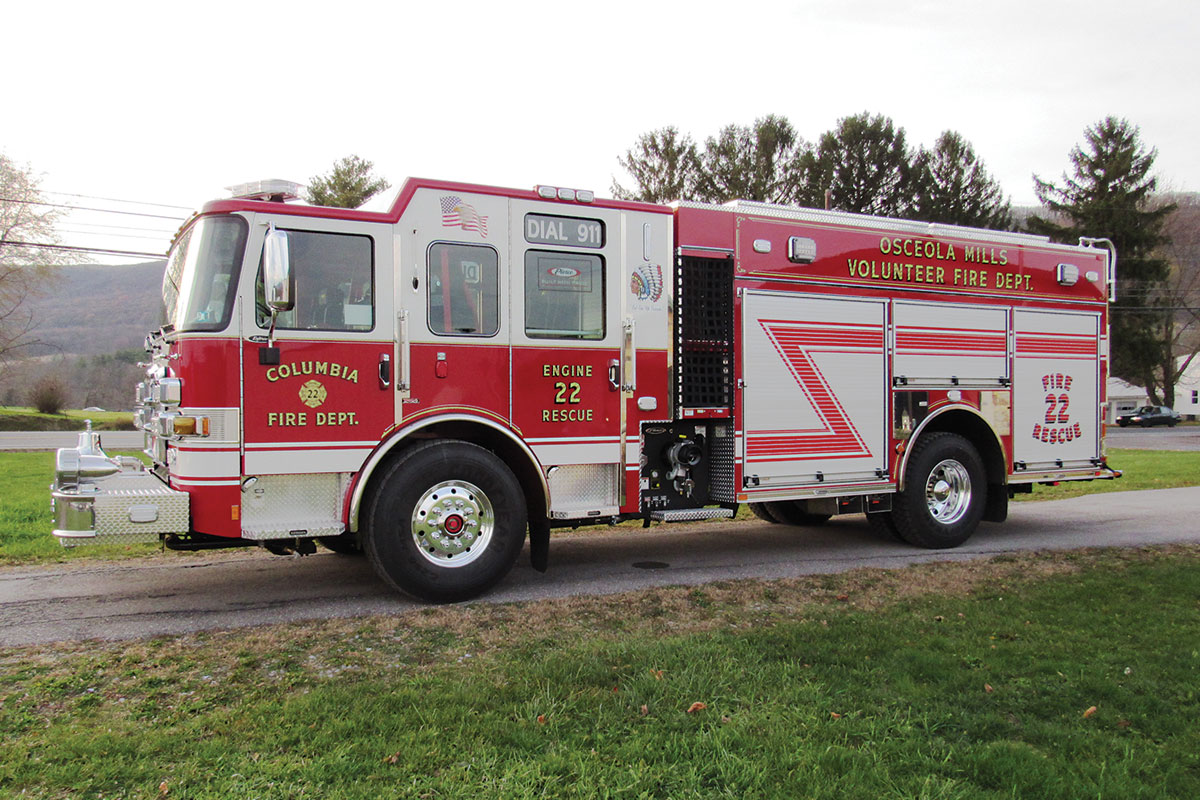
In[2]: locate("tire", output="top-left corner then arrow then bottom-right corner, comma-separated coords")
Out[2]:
891,432 -> 985,549
364,441 -> 527,602
318,533 -> 363,555
763,501 -> 832,527
748,503 -> 777,523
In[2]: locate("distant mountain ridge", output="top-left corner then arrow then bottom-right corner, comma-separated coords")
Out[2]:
27,261 -> 167,356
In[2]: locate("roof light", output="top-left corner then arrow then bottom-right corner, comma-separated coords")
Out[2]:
225,179 -> 303,202
534,184 -> 596,204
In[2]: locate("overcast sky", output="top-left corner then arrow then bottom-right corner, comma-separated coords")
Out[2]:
3,0 -> 1197,262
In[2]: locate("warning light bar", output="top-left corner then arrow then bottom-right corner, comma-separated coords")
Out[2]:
534,185 -> 595,204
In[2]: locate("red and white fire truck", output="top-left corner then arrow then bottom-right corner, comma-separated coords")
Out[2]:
51,177 -> 1119,601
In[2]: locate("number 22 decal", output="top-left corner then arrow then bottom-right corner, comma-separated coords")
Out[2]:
1044,393 -> 1070,424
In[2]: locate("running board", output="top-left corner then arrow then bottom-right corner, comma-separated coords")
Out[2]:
650,508 -> 735,522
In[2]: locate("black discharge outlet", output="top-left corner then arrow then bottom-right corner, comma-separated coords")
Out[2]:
640,423 -> 715,511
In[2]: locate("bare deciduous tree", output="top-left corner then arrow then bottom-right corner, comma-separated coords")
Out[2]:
1,154 -> 71,374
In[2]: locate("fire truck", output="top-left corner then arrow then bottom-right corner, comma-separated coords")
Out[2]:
51,177 -> 1119,601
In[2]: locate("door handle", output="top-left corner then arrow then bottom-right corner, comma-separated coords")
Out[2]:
379,353 -> 391,389
608,359 -> 620,392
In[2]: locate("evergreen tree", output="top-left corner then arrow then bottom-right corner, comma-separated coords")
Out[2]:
611,126 -> 701,203
796,113 -> 913,216
693,115 -> 806,205
911,131 -> 1012,229
1027,117 -> 1174,401
305,155 -> 390,209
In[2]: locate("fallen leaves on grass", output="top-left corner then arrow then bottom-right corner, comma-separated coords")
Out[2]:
686,702 -> 707,713
1083,705 -> 1098,718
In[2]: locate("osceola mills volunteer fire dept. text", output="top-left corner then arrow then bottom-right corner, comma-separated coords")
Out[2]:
846,237 -> 1034,292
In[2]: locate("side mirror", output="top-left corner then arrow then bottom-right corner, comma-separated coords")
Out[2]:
263,226 -> 293,311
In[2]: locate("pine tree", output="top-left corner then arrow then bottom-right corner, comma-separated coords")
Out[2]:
1027,117 -> 1174,401
911,131 -> 1012,229
305,155 -> 390,209
693,115 -> 806,205
611,127 -> 701,203
796,113 -> 913,216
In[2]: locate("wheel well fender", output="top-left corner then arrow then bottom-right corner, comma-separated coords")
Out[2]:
898,406 -> 1006,494
347,415 -> 548,533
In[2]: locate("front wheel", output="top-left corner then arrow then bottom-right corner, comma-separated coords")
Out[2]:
890,432 -> 985,549
364,441 -> 527,602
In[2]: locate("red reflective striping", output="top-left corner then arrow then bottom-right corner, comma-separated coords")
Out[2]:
755,320 -> 876,462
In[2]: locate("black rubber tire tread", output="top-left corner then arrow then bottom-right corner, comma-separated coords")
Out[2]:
748,503 -> 778,523
364,440 -> 526,603
865,511 -> 904,541
318,534 -> 363,555
764,501 -> 833,527
891,432 -> 986,549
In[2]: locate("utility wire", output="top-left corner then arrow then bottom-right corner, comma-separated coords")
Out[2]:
0,196 -> 187,221
0,240 -> 165,259
42,190 -> 193,211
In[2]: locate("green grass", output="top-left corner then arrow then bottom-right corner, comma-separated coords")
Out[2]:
0,406 -> 135,431
1,547 -> 1197,798
1013,448 -> 1200,501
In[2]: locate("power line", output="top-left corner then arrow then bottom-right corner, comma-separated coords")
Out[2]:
0,196 -> 187,221
58,228 -> 170,242
0,240 -> 165,259
42,190 -> 193,211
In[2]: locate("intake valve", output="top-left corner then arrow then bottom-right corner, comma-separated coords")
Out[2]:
665,438 -> 704,498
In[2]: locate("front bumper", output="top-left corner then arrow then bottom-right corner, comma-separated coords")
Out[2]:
50,427 -> 189,546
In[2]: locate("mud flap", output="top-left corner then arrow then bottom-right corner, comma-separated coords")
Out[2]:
983,484 -> 1008,523
529,517 -> 550,572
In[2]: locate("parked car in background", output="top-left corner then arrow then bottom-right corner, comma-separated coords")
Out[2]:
1116,405 -> 1182,427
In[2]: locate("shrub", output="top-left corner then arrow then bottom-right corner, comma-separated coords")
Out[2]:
29,377 -> 68,415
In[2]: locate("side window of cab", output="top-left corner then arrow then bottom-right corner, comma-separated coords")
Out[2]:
256,230 -> 374,331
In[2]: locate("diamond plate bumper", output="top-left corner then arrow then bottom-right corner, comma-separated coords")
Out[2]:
51,427 -> 189,547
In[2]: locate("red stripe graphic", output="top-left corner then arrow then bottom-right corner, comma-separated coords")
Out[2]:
897,326 -> 1006,355
748,320 -> 879,462
1016,334 -> 1096,359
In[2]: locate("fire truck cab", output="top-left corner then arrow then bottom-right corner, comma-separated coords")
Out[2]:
51,177 -> 1117,601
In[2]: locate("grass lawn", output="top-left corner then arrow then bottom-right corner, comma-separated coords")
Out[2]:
0,406 -> 135,432
1,546 -> 1197,798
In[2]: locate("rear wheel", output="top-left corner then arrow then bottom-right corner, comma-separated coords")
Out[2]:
364,441 -> 527,602
891,432 -> 985,549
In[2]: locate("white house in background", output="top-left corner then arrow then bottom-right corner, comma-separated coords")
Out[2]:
1105,356 -> 1200,423
1106,377 -> 1148,423
1175,356 -> 1200,419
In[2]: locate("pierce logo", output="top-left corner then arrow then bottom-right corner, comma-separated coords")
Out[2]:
549,267 -> 580,278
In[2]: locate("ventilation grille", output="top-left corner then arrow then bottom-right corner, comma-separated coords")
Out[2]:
676,255 -> 735,410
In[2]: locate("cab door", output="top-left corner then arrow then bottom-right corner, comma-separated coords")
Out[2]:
239,217 -> 394,536
510,205 -> 624,519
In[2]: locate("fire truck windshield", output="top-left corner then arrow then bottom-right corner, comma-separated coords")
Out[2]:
162,215 -> 249,332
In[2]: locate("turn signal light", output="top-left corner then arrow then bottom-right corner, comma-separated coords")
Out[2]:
172,416 -> 210,437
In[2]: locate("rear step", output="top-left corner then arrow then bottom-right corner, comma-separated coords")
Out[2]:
650,508 -> 735,522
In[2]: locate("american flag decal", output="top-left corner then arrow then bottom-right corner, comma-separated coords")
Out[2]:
440,195 -> 488,238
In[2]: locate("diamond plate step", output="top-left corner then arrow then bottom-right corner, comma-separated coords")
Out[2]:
649,508 -> 735,522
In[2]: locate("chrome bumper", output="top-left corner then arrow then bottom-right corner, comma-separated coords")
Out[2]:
50,425 -> 189,547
